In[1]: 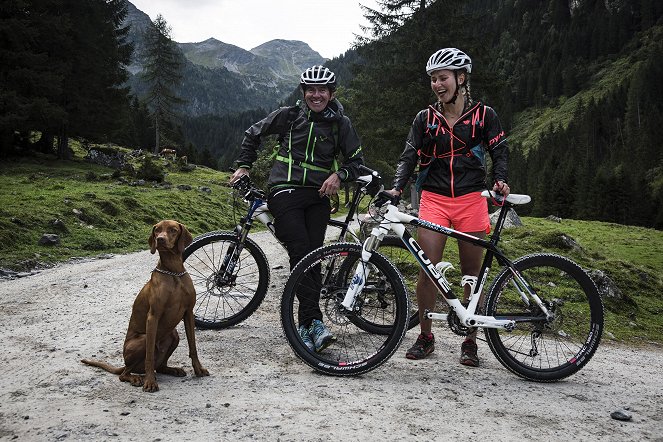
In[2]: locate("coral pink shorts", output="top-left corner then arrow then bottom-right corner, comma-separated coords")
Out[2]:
418,190 -> 491,234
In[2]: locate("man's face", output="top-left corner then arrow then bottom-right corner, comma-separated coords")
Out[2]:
304,85 -> 332,113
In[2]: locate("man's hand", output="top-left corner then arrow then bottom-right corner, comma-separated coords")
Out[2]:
230,167 -> 249,184
319,173 -> 341,197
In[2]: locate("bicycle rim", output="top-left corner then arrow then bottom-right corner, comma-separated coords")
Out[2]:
183,232 -> 269,329
484,253 -> 604,382
281,243 -> 409,376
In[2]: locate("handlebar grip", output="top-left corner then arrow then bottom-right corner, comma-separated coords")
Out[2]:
358,164 -> 379,177
373,189 -> 399,207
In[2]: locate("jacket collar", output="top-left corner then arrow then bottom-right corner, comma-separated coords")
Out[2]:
303,98 -> 344,123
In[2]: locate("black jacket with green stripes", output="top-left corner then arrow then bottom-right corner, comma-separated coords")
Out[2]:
236,99 -> 364,190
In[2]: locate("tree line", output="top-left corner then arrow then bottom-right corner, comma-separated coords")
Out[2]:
2,0 -> 662,228
1,0 -> 132,158
0,0 -> 196,161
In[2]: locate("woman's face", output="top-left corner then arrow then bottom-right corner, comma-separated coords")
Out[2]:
430,69 -> 463,103
304,85 -> 332,113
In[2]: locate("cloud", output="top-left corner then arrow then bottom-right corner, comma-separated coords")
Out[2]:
130,0 -> 377,58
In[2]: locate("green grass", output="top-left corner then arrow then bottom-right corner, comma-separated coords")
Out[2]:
0,143 -> 236,270
1,144 -> 662,344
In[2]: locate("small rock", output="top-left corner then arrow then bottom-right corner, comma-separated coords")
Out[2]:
38,233 -> 60,246
610,408 -> 632,421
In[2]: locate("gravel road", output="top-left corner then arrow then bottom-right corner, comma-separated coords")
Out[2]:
0,230 -> 661,441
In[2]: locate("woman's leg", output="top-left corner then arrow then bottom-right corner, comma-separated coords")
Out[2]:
415,227 -> 447,335
457,231 -> 486,366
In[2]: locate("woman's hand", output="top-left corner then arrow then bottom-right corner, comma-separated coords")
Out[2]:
493,180 -> 510,197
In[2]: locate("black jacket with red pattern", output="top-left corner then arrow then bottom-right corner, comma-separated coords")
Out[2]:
393,101 -> 508,198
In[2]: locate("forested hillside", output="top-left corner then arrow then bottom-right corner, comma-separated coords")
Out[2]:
2,0 -> 661,228
345,0 -> 663,228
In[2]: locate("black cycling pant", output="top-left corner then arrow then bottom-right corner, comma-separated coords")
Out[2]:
268,187 -> 330,327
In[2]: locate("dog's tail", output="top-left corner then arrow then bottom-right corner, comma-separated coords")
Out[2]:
81,358 -> 125,375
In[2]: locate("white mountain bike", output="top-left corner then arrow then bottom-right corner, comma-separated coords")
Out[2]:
280,170 -> 604,380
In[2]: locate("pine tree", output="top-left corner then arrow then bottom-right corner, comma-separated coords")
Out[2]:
141,14 -> 184,154
59,0 -> 132,158
358,0 -> 432,41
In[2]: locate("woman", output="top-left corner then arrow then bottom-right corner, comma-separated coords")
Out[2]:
389,48 -> 509,367
230,65 -> 364,353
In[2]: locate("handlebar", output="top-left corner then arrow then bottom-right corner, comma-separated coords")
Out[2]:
229,164 -> 386,201
230,174 -> 265,201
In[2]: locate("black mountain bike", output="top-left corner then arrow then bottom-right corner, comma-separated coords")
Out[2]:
182,168 -> 409,329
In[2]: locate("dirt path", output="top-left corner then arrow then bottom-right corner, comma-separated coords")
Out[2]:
0,231 -> 661,441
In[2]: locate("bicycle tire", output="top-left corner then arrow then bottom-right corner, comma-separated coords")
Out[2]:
183,231 -> 269,329
281,242 -> 409,376
484,253 -> 603,382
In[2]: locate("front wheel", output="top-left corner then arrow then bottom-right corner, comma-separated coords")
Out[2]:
484,253 -> 604,382
281,243 -> 409,376
183,231 -> 269,329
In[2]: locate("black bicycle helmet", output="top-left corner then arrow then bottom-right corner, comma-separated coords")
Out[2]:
300,65 -> 337,91
426,48 -> 472,75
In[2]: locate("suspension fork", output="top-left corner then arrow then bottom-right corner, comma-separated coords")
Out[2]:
219,200 -> 262,278
340,218 -> 398,311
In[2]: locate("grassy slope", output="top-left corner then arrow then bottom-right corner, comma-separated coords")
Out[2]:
1,143 -> 661,343
0,143 -> 235,269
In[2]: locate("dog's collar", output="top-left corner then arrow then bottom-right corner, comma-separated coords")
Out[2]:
152,267 -> 188,277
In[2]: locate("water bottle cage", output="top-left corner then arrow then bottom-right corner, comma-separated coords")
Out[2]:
434,261 -> 454,285
461,275 -> 479,295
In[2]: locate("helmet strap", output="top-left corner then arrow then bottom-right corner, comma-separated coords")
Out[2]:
444,71 -> 461,105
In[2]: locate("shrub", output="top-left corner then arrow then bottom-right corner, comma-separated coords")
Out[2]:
136,156 -> 165,182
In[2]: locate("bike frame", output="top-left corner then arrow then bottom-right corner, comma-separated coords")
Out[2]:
341,192 -> 552,330
220,174 -> 379,278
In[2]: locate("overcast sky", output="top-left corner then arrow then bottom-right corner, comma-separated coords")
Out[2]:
129,0 -> 380,59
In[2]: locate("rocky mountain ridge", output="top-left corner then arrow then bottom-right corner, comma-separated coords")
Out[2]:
124,1 -> 326,116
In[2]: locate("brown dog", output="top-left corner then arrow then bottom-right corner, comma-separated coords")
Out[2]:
82,220 -> 209,392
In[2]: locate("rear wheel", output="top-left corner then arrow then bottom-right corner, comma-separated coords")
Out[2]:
281,243 -> 409,376
183,232 -> 269,329
484,253 -> 603,382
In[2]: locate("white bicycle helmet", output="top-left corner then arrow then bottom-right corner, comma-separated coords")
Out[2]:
425,48 -> 472,75
300,65 -> 337,90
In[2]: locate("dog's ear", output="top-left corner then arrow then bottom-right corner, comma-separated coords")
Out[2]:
149,224 -> 157,254
177,223 -> 193,254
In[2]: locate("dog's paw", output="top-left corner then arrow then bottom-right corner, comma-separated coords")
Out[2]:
158,366 -> 187,377
142,379 -> 159,392
195,367 -> 210,377
120,373 -> 145,387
